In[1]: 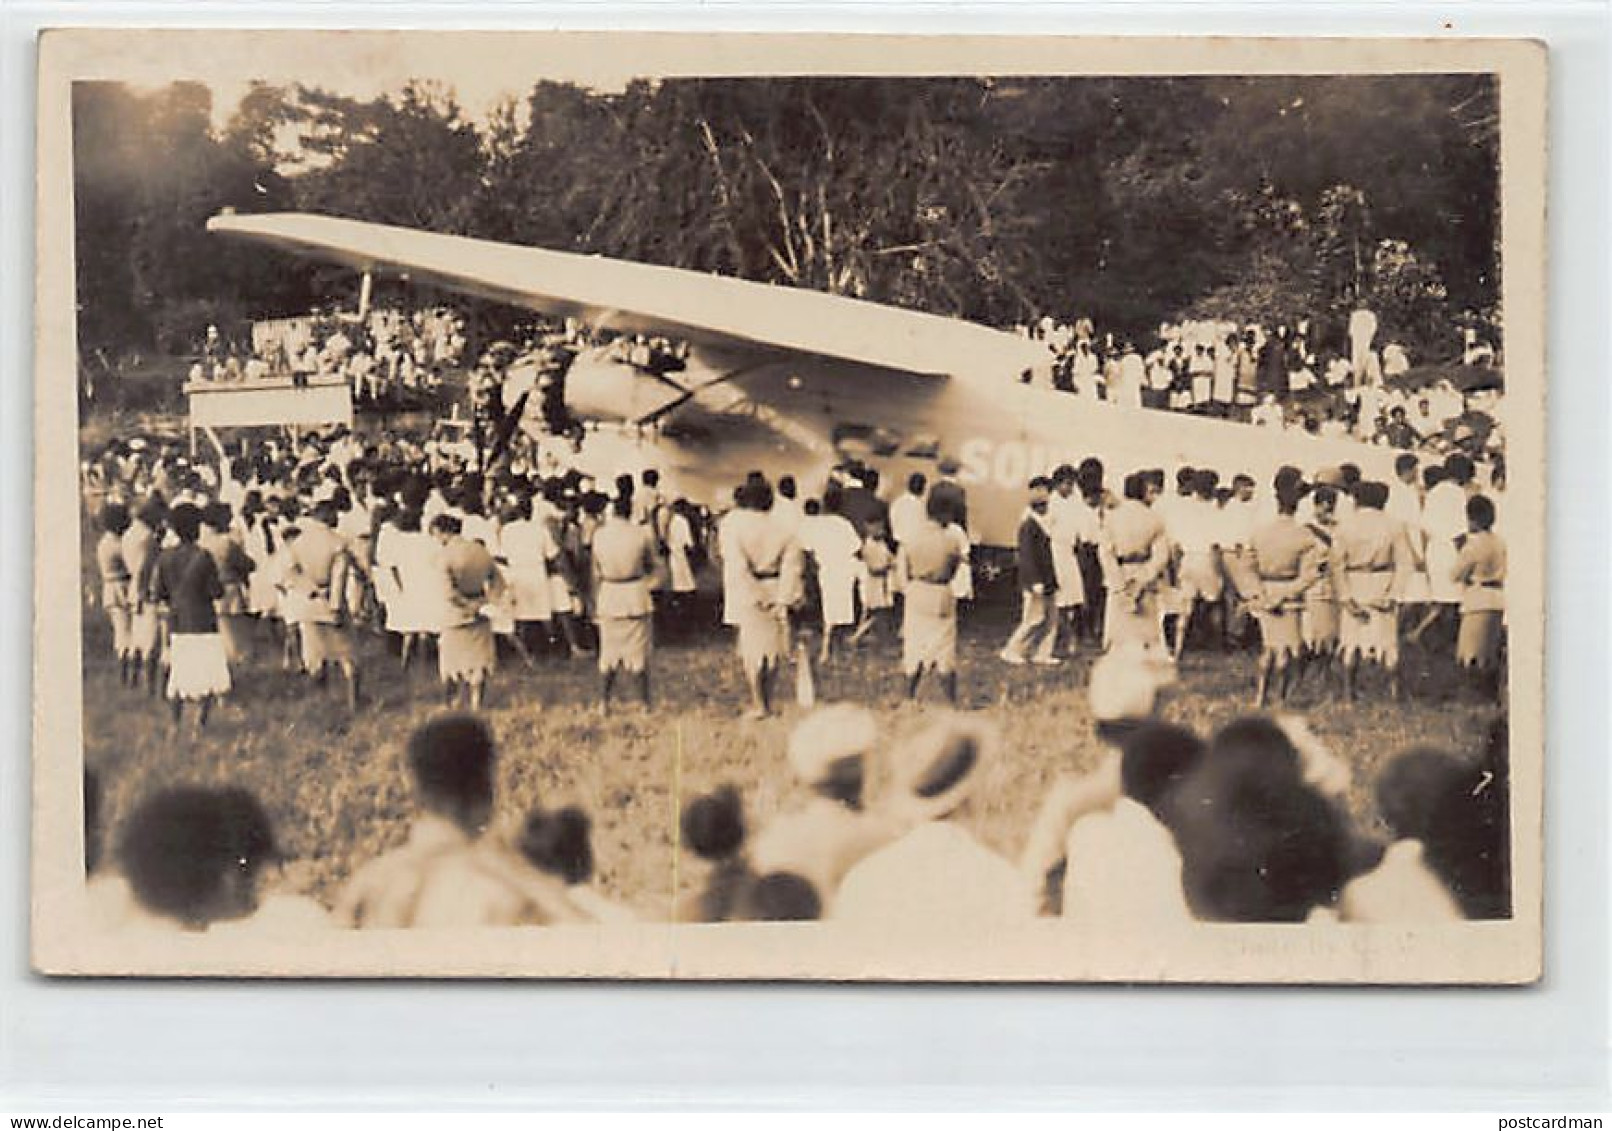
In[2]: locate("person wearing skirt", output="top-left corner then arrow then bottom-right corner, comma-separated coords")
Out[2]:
1248,482 -> 1320,708
149,503 -> 229,731
95,503 -> 136,684
895,498 -> 964,705
1451,494 -> 1506,698
432,513 -> 503,710
590,495 -> 660,710
199,502 -> 257,665
122,499 -> 166,696
1298,486 -> 1342,690
1098,473 -> 1171,654
1332,481 -> 1416,702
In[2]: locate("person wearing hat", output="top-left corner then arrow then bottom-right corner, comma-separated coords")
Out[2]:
1098,471 -> 1171,653
1331,480 -> 1416,701
895,492 -> 967,703
1248,477 -> 1321,707
999,477 -> 1061,666
749,705 -> 900,905
1019,642 -> 1183,916
590,493 -> 659,711
833,715 -> 1032,926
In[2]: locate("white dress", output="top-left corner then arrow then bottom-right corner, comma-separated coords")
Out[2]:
801,514 -> 861,628
666,512 -> 698,594
377,528 -> 445,634
499,518 -> 556,622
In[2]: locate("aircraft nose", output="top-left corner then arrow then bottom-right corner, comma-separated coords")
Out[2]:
563,352 -> 685,424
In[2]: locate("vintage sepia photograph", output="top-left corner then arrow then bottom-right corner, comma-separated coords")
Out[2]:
32,31 -> 1546,981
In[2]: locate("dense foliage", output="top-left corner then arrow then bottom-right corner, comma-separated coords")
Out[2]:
72,74 -> 1499,363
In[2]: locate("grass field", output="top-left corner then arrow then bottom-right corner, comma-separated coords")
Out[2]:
79,582 -> 1505,920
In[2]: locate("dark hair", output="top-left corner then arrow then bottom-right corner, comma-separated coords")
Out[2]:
1122,472 -> 1147,502
778,475 -> 797,498
117,787 -> 277,928
1375,745 -> 1508,919
681,785 -> 746,862
742,872 -> 822,921
1444,454 -> 1476,485
1466,494 -> 1496,531
519,806 -> 594,886
1169,717 -> 1355,922
907,471 -> 927,495
611,493 -> 633,519
1355,481 -> 1390,511
925,492 -> 952,524
405,715 -> 497,830
1120,722 -> 1206,815
168,503 -> 203,543
99,503 -> 131,536
430,513 -> 463,537
804,498 -> 821,517
642,469 -> 660,488
1394,453 -> 1420,476
202,502 -> 232,532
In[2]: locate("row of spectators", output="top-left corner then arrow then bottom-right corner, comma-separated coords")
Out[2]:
185,307 -> 467,401
83,642 -> 1508,935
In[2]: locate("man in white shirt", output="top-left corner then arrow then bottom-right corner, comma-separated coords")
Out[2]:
834,716 -> 1033,927
888,471 -> 928,550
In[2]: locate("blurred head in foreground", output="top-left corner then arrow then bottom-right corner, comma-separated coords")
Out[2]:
117,786 -> 277,930
407,714 -> 497,836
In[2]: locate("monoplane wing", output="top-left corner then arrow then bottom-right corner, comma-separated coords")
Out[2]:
206,211 -> 1050,382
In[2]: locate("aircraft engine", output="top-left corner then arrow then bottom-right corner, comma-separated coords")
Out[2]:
562,348 -> 685,424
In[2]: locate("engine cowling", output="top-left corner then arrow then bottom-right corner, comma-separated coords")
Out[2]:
562,348 -> 685,424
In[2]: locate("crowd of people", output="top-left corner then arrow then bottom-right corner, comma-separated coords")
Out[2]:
186,306 -> 467,403
81,641 -> 1510,936
1016,312 -> 1505,467
83,403 -> 1508,737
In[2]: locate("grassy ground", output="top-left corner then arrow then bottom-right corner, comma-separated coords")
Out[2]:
80,583 -> 1503,920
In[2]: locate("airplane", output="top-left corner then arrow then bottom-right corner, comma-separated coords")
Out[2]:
208,210 -> 1400,553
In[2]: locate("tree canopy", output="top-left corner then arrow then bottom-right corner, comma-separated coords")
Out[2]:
72,73 -> 1499,362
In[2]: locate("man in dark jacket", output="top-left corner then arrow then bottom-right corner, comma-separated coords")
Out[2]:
999,478 -> 1061,666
